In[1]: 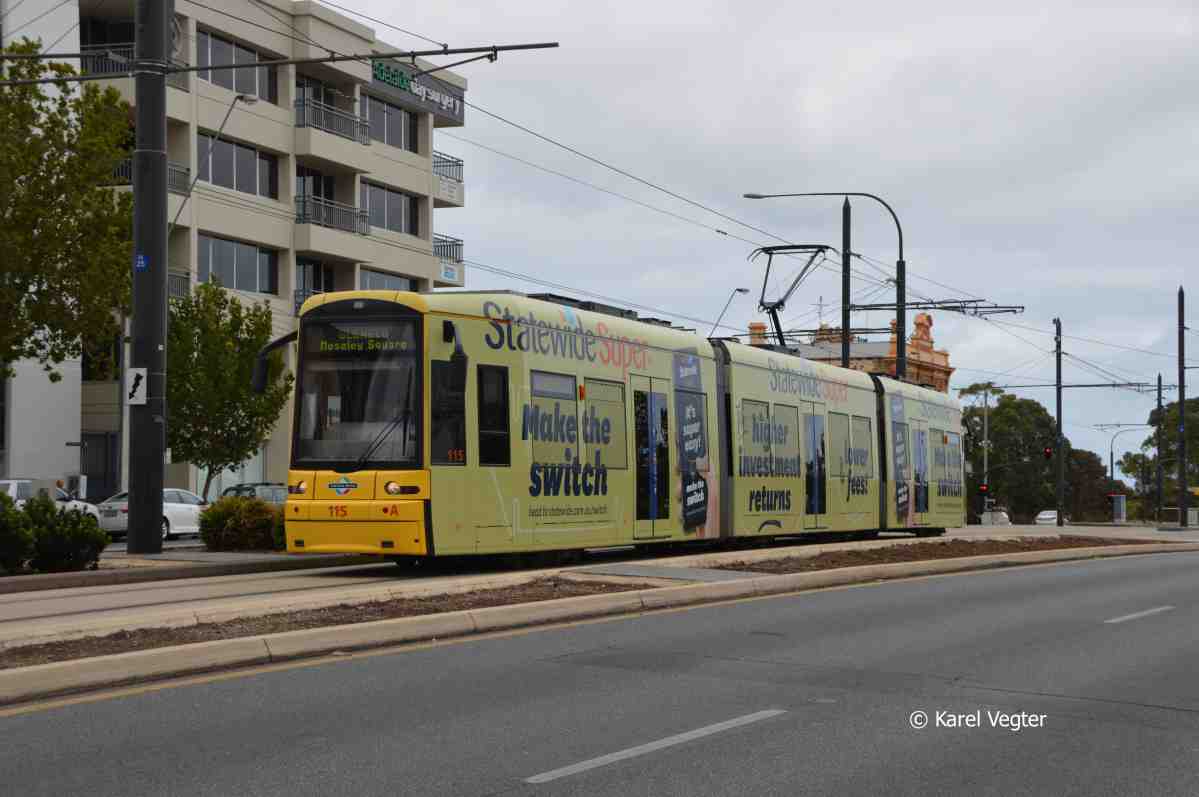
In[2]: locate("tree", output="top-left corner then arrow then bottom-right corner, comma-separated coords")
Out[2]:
960,391 -> 1057,522
0,41 -> 133,380
167,283 -> 292,500
1117,396 -> 1199,510
1067,448 -> 1114,522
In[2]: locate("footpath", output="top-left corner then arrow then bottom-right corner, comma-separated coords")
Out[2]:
1,525 -> 1197,706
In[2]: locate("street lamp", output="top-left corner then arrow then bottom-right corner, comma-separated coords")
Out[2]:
744,191 -> 907,378
709,288 -> 749,338
169,93 -> 257,234
1100,425 -> 1152,488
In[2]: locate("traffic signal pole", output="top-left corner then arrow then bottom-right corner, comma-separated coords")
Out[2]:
127,0 -> 170,554
1055,318 -> 1064,528
1157,373 -> 1164,523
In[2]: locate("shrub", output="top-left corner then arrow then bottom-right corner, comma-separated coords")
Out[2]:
201,496 -> 285,551
25,493 -> 109,572
0,494 -> 33,574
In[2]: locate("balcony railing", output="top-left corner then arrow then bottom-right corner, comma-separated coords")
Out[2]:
294,288 -> 325,315
295,195 -> 370,235
432,151 -> 464,183
110,159 -> 191,195
434,234 -> 464,263
168,270 -> 191,300
167,162 -> 190,195
80,43 -> 188,90
294,99 -> 369,144
80,43 -> 133,76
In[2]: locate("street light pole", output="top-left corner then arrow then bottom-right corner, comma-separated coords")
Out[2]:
708,288 -> 749,338
743,191 -> 907,378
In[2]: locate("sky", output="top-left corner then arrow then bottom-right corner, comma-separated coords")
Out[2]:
351,0 -> 1198,479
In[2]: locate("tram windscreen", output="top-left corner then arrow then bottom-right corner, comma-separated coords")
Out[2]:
294,317 -> 420,468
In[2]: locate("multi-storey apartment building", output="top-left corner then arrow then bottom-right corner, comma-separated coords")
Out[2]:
0,0 -> 469,498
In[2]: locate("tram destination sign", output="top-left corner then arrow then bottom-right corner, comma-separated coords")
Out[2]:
371,59 -> 465,125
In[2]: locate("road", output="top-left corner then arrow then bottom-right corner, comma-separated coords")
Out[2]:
4,550 -> 1199,796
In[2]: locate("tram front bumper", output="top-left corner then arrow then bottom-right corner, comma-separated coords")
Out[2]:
284,499 -> 427,555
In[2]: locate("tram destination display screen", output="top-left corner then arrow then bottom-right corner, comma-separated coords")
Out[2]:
294,318 -> 420,468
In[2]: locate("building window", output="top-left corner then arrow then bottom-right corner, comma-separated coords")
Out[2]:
297,260 -> 335,293
295,165 -> 336,201
198,132 -> 277,199
198,233 -> 278,295
360,181 -> 420,236
359,269 -> 414,291
196,30 -> 278,103
364,95 -> 418,153
477,366 -> 510,466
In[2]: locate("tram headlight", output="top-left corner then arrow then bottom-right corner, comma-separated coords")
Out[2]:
384,481 -> 402,496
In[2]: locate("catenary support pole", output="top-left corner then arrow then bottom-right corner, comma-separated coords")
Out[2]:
841,198 -> 851,368
1055,318 -> 1064,528
1180,287 -> 1188,527
127,0 -> 171,554
896,256 -> 906,380
1157,373 -> 1164,522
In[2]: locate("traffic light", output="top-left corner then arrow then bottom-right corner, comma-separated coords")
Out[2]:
1043,446 -> 1053,460
978,482 -> 989,496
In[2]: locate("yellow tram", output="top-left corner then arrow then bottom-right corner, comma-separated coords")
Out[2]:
254,290 -> 965,557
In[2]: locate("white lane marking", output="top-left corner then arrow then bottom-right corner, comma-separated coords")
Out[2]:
1104,605 -> 1175,624
525,709 -> 786,784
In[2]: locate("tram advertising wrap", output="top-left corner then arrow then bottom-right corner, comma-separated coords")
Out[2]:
277,290 -> 964,559
673,349 -> 709,532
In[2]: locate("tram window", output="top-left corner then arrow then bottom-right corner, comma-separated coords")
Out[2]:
946,432 -> 963,482
477,365 -> 510,466
585,379 -> 627,469
851,416 -> 873,476
431,361 -> 467,465
828,413 -> 850,477
931,428 -> 946,481
771,404 -> 800,478
530,371 -> 578,464
741,400 -> 771,476
893,422 -> 910,479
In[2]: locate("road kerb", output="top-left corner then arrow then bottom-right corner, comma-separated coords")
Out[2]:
2,542 -> 1196,707
469,591 -> 645,633
261,611 -> 477,661
0,637 -> 271,705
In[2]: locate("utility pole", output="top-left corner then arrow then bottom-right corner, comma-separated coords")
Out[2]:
127,0 -> 170,554
1180,287 -> 1188,527
1157,373 -> 1164,522
841,198 -> 851,368
1055,318 -> 1064,527
896,256 -> 906,381
983,387 -> 990,518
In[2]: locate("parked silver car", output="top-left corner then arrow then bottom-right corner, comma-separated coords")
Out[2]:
1034,510 -> 1070,525
97,489 -> 207,539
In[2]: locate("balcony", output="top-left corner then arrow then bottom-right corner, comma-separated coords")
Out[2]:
295,195 -> 369,235
432,151 -> 465,208
434,234 -> 464,263
80,43 -> 188,90
433,151 -> 464,182
168,269 -> 192,300
110,159 -> 191,196
295,99 -> 369,144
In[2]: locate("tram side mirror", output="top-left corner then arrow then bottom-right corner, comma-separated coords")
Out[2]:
252,330 -> 298,395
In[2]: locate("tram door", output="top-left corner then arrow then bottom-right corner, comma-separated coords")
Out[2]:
632,375 -> 671,539
802,402 -> 828,530
911,421 -> 930,525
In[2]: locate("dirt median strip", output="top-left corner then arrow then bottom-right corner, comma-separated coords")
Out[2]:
717,536 -> 1173,574
0,577 -> 650,671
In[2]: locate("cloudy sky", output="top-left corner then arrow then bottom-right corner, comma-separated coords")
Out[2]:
356,0 -> 1197,478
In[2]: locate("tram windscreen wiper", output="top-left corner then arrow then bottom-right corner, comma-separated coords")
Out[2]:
352,366 -> 416,471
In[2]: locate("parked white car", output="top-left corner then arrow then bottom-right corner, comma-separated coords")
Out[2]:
96,489 -> 207,539
0,479 -> 100,521
1034,510 -> 1069,526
